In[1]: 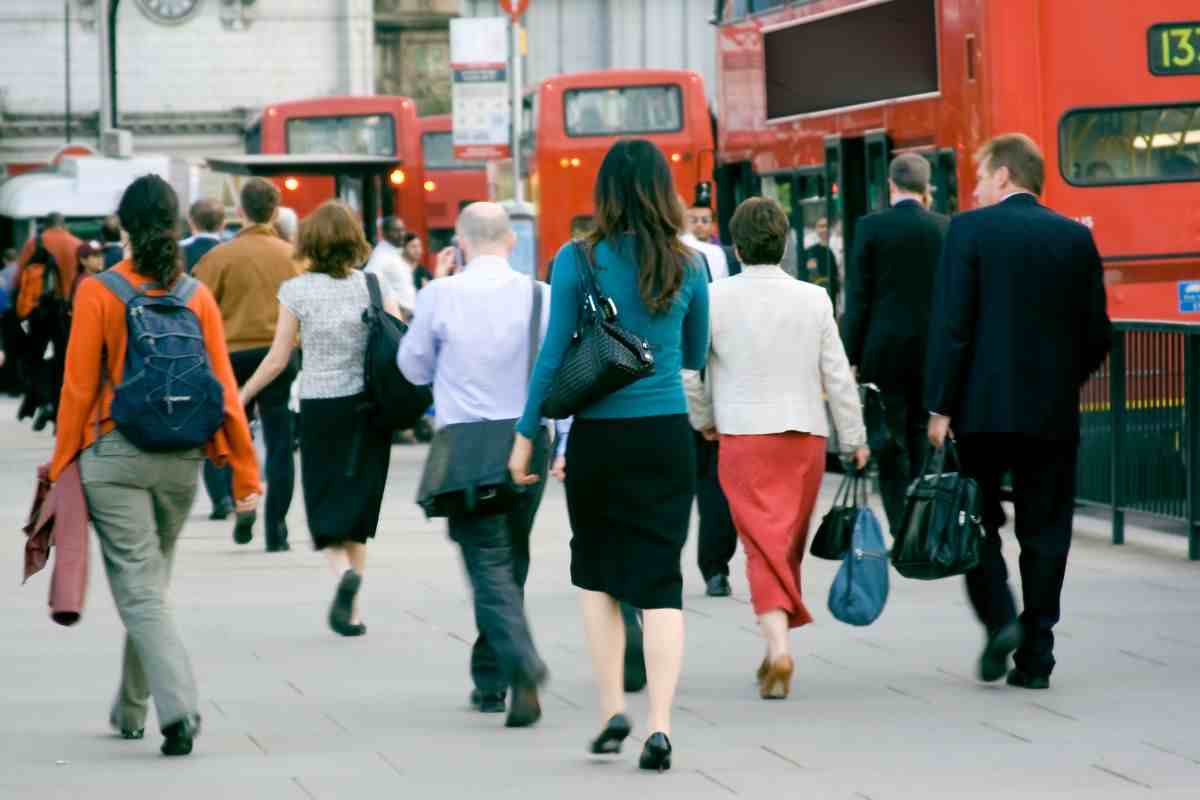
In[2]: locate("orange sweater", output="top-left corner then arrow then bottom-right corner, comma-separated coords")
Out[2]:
49,261 -> 262,500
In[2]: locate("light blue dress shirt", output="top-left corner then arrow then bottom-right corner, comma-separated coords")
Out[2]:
397,254 -> 568,453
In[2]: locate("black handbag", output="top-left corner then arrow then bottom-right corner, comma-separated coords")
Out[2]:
540,241 -> 656,419
415,280 -> 545,519
361,272 -> 433,432
891,440 -> 984,580
810,470 -> 867,560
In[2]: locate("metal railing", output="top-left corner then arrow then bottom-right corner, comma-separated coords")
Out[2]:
1077,322 -> 1199,559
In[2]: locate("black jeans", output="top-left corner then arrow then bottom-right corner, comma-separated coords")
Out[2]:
957,434 -> 1078,677
694,432 -> 738,581
876,387 -> 929,534
449,432 -> 549,695
203,348 -> 297,546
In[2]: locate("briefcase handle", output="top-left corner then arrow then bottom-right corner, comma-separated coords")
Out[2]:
917,438 -> 963,480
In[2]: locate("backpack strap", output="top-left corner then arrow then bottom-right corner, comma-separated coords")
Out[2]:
363,271 -> 385,312
93,270 -> 141,305
170,274 -> 201,303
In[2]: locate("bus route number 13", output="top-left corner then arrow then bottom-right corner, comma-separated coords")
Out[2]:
1150,22 -> 1200,75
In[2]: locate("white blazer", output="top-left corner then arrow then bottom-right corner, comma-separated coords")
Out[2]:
685,264 -> 866,448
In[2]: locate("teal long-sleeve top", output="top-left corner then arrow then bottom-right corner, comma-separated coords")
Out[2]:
517,236 -> 710,438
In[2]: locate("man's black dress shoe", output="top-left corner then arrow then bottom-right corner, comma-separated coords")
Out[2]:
979,620 -> 1023,682
31,404 -> 53,432
589,713 -> 632,755
1007,667 -> 1050,690
209,499 -> 234,521
705,574 -> 732,597
638,732 -> 672,772
233,510 -> 256,545
160,714 -> 201,757
470,689 -> 506,713
266,541 -> 291,553
505,665 -> 547,728
265,522 -> 290,552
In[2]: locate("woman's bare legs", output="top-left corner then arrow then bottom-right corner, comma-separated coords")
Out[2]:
643,608 -> 684,735
579,590 -> 626,724
758,609 -> 790,661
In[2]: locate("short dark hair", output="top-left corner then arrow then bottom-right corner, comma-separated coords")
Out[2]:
189,198 -> 225,233
382,216 -> 405,236
101,215 -> 123,243
975,133 -> 1045,195
295,201 -> 371,279
889,153 -> 931,194
240,178 -> 280,224
47,212 -> 65,228
730,197 -> 789,265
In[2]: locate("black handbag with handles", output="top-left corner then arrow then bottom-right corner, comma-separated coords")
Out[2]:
891,440 -> 984,580
416,280 -> 546,519
541,241 -> 656,419
810,470 -> 867,560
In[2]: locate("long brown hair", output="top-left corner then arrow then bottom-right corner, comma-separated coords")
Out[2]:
587,139 -> 690,314
117,174 -> 182,288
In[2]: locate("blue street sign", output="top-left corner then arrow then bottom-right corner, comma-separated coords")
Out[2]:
1180,281 -> 1200,313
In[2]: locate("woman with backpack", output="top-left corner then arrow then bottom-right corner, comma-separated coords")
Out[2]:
48,174 -> 261,757
510,140 -> 710,772
239,200 -> 403,638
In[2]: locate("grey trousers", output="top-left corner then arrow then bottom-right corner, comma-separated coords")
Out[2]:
80,430 -> 202,733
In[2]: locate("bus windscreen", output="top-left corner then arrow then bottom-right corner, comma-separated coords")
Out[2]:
565,85 -> 682,137
286,114 -> 396,156
422,131 -> 485,170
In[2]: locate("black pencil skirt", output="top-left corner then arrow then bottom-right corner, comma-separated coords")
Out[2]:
565,414 -> 696,610
299,394 -> 391,550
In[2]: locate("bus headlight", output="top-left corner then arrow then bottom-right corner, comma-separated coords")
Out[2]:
283,177 -> 299,191
390,169 -> 406,186
424,180 -> 437,192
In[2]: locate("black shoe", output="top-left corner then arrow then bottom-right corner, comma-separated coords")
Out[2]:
160,714 -> 201,757
266,538 -> 291,553
1007,667 -> 1050,690
328,570 -> 362,636
470,690 -> 506,714
31,404 -> 53,432
266,522 -> 290,552
505,665 -> 547,728
109,712 -> 144,740
979,621 -> 1023,683
638,732 -> 672,772
232,510 -> 256,545
209,499 -> 234,521
17,394 -> 36,421
589,713 -> 632,755
705,574 -> 732,597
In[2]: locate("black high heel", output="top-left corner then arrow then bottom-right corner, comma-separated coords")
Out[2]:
589,713 -> 632,755
638,732 -> 672,772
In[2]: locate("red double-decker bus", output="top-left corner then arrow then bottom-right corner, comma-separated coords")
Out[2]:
253,95 -> 427,241
715,0 -> 1200,315
419,114 -> 488,254
525,69 -> 716,275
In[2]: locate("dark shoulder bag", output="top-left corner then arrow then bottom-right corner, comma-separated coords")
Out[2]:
540,241 -> 656,419
810,470 -> 866,560
415,280 -> 547,518
891,439 -> 983,580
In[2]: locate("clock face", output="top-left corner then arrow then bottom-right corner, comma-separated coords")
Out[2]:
134,0 -> 203,24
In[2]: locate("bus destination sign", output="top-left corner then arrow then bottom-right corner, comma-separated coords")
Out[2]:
1149,22 -> 1200,76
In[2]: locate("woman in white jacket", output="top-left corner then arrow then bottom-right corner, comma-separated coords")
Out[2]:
686,197 -> 868,701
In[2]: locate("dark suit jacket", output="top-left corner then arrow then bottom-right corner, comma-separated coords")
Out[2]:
182,235 -> 221,275
842,199 -> 949,392
925,193 -> 1112,440
720,244 -> 742,276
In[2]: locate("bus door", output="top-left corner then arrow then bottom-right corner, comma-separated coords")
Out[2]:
759,169 -> 827,281
714,161 -> 761,245
334,172 -> 393,244
823,132 -> 890,315
924,148 -> 959,216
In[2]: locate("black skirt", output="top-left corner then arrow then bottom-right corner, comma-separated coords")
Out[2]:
565,414 -> 696,610
299,394 -> 391,549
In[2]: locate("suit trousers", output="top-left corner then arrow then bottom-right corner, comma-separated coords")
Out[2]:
876,387 -> 929,534
202,347 -> 297,545
448,436 -> 549,695
694,432 -> 738,580
80,430 -> 201,732
956,434 -> 1078,677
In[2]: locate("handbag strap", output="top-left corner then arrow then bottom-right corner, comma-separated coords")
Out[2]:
363,271 -> 384,314
572,241 -> 617,321
527,278 -> 542,380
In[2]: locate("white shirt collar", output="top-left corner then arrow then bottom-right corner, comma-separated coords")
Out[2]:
463,254 -> 512,273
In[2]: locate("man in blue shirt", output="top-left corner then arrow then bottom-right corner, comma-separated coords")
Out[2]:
398,202 -> 565,729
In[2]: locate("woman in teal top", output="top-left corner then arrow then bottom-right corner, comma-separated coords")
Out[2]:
511,140 -> 709,772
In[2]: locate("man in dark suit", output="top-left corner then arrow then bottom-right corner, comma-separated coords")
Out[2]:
803,216 -> 839,303
926,134 -> 1112,690
842,154 -> 949,532
180,198 -> 225,275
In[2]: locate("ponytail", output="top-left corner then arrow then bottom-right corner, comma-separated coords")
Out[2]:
117,174 -> 182,288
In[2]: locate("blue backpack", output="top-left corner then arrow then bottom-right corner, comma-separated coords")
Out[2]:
827,506 -> 890,626
95,271 -> 225,452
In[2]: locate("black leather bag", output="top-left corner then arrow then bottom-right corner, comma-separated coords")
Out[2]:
891,440 -> 984,580
415,281 -> 544,519
361,272 -> 433,432
810,471 -> 867,560
541,242 -> 655,419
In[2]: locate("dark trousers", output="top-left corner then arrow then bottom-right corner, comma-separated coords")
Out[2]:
876,387 -> 929,534
957,434 -> 1078,677
449,434 -> 549,695
695,432 -> 738,580
20,306 -> 67,413
203,348 -> 297,546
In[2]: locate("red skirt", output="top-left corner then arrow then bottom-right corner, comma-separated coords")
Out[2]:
718,432 -> 826,628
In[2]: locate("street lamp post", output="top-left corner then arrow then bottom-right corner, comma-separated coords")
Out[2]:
97,0 -> 119,135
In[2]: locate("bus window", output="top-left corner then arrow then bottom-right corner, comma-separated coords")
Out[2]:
421,131 -> 485,170
565,85 -> 682,137
286,114 -> 396,156
1061,103 -> 1200,185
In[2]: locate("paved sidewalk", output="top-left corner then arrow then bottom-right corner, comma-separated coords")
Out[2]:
2,398 -> 1198,799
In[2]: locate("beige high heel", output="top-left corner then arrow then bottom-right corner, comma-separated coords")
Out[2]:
759,655 -> 795,700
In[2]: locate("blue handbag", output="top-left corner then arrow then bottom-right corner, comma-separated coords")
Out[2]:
827,507 -> 890,626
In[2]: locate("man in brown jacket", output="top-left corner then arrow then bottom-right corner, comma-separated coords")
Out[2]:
195,178 -> 299,552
